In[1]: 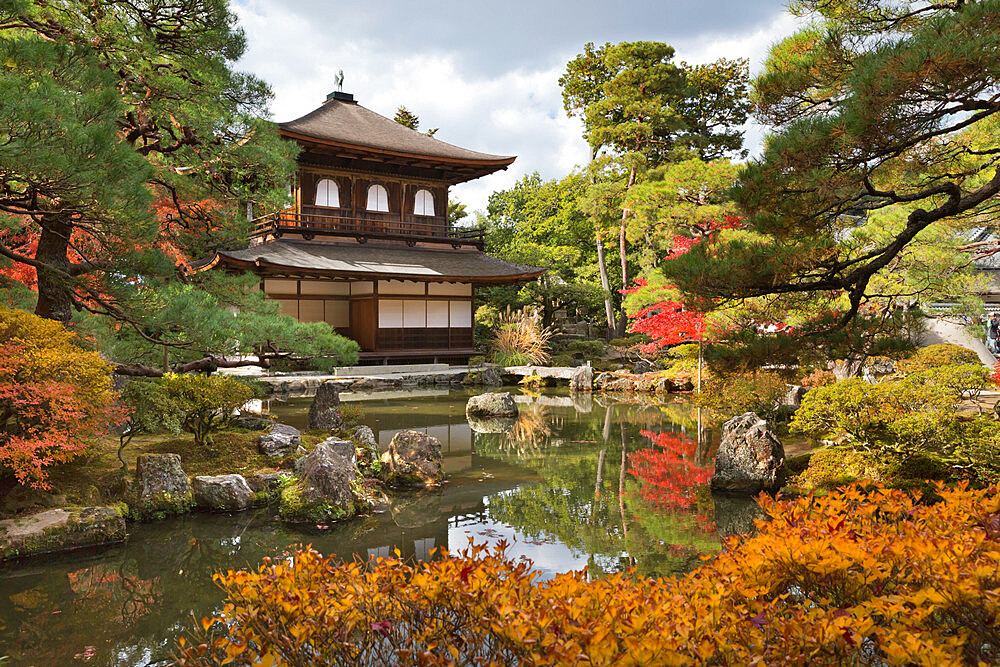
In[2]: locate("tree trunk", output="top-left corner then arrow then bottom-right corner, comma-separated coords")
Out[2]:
617,164 -> 636,337
34,215 -> 74,323
595,231 -> 617,333
588,146 -> 617,335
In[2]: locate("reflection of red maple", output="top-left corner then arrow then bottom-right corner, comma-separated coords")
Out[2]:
628,430 -> 714,528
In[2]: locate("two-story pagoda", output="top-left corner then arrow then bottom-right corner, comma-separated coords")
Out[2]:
196,90 -> 544,364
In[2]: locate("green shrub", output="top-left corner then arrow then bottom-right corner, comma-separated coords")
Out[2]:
694,371 -> 788,422
896,343 -> 979,373
909,363 -> 991,403
156,374 -> 261,451
566,339 -> 607,358
117,379 -> 185,469
791,369 -> 1000,485
790,447 -> 887,492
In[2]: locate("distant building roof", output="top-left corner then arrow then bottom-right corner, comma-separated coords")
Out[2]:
198,240 -> 545,285
279,96 -> 515,167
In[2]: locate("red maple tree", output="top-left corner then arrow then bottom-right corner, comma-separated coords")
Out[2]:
625,217 -> 742,352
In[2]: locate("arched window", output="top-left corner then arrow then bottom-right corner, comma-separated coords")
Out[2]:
414,189 -> 435,216
314,178 -> 340,207
366,184 -> 389,212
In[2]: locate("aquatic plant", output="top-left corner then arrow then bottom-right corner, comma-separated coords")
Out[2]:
175,481 -> 1000,665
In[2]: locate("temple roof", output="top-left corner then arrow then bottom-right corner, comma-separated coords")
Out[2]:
197,240 -> 545,285
279,97 -> 515,168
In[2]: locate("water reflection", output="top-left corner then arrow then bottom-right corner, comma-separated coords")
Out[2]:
0,388 -> 743,666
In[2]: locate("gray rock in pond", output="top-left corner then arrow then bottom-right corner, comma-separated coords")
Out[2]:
191,474 -> 254,512
594,372 -> 616,390
308,382 -> 343,430
297,437 -> 358,509
466,392 -> 518,419
134,454 -> 192,517
570,364 -> 593,393
0,507 -> 127,560
258,423 -> 301,457
710,412 -> 785,495
467,415 -> 517,434
380,430 -> 443,488
231,411 -> 272,431
463,366 -> 502,387
712,493 -> 767,546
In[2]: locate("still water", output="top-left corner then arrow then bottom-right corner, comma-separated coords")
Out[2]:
0,388 -> 755,666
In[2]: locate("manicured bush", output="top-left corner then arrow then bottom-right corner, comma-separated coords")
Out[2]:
176,482 -> 1000,666
896,343 -> 979,373
791,371 -> 1000,484
0,305 -> 119,488
694,370 -> 788,422
156,374 -> 261,451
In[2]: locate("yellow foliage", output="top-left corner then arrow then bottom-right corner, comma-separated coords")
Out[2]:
175,482 -> 1000,666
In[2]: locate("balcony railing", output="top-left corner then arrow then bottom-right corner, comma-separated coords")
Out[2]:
250,210 -> 485,248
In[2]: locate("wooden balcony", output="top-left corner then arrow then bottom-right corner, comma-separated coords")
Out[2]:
250,210 -> 486,249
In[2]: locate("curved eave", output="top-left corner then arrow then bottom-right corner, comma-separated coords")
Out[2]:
280,129 -> 515,170
196,251 -> 546,286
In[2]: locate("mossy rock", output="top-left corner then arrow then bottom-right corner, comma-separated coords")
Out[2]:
129,489 -> 195,521
0,506 -> 127,560
278,481 -> 355,523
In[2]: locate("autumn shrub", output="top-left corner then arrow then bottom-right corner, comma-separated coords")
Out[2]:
694,370 -> 788,422
156,374 -> 260,451
895,342 -> 979,374
175,482 -> 1000,666
799,367 -> 836,388
0,305 -> 118,488
490,308 -> 554,366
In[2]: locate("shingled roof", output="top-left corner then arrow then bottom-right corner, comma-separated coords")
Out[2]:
279,97 -> 515,166
200,240 -> 545,285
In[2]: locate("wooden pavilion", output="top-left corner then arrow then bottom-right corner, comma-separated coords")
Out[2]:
195,89 -> 544,364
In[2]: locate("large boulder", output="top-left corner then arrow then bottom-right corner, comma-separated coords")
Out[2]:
0,507 -> 127,560
380,430 -> 443,488
466,392 -> 518,419
467,415 -> 517,434
134,454 -> 193,518
258,423 -> 300,457
308,382 -> 343,430
570,364 -> 593,393
280,437 -> 358,522
191,474 -> 254,512
463,366 -> 503,387
711,413 -> 786,495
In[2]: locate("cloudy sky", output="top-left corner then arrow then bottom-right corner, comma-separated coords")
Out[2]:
232,1 -> 801,213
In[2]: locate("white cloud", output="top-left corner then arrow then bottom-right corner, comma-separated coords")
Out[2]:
232,1 -> 799,212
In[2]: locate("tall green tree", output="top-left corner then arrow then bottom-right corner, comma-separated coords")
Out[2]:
393,105 -> 438,136
560,42 -> 750,334
0,0 -> 358,374
480,172 -> 605,327
665,0 -> 1000,333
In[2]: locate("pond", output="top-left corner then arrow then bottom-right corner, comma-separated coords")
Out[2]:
0,388 -> 758,666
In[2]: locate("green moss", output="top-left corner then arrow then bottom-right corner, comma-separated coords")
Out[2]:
278,481 -> 354,523
129,490 -> 194,521
1,508 -> 126,560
